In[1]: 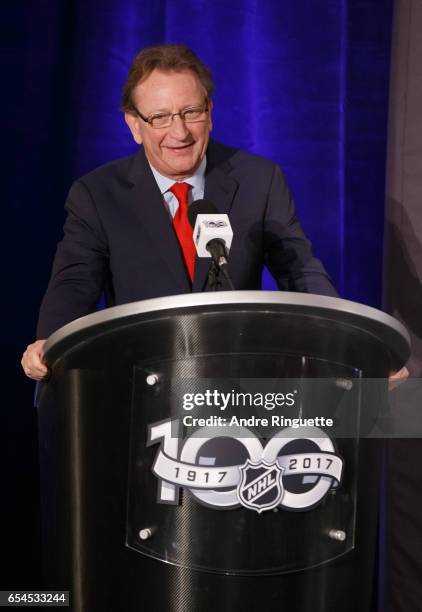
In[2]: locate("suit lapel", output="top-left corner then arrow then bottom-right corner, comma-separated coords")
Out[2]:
193,142 -> 239,291
127,148 -> 191,293
127,142 -> 238,294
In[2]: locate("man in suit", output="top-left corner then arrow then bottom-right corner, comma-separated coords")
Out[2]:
22,43 -> 338,380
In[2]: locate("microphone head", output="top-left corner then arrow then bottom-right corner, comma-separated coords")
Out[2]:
188,199 -> 218,228
192,211 -> 233,258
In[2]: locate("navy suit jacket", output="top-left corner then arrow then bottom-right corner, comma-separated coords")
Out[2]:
37,140 -> 337,338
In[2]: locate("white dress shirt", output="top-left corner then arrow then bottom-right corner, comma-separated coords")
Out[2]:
148,157 -> 206,219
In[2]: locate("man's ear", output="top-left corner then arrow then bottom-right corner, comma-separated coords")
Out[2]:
208,99 -> 213,132
125,112 -> 143,145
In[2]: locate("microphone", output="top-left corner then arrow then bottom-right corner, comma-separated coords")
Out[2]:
188,200 -> 233,263
188,199 -> 235,290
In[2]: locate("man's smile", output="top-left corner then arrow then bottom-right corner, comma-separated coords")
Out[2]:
165,144 -> 194,150
164,143 -> 196,155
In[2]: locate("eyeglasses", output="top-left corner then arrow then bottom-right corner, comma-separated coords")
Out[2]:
133,104 -> 209,129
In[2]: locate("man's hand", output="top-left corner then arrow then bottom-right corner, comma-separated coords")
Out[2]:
388,366 -> 409,390
21,339 -> 49,380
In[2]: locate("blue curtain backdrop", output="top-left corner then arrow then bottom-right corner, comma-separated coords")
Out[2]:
3,0 -> 393,589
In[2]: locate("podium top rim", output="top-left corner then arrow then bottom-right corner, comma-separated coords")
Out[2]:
45,290 -> 410,359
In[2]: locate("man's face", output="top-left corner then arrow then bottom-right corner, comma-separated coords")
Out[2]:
125,69 -> 212,180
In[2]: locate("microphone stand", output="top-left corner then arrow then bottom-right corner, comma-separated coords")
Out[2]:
206,242 -> 235,291
207,260 -> 223,291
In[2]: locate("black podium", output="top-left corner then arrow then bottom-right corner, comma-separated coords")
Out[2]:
38,291 -> 410,612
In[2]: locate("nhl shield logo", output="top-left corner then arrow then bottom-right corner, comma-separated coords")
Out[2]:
237,459 -> 284,513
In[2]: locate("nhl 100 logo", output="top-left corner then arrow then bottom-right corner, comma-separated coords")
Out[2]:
147,418 -> 344,513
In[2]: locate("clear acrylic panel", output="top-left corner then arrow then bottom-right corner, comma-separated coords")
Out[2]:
126,354 -> 360,575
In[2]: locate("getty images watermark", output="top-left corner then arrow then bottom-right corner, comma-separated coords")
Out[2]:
180,389 -> 334,429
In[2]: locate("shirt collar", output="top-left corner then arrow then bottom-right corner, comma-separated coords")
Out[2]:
148,156 -> 207,195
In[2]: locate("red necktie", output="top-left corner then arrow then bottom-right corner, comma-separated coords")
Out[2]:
169,182 -> 195,283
